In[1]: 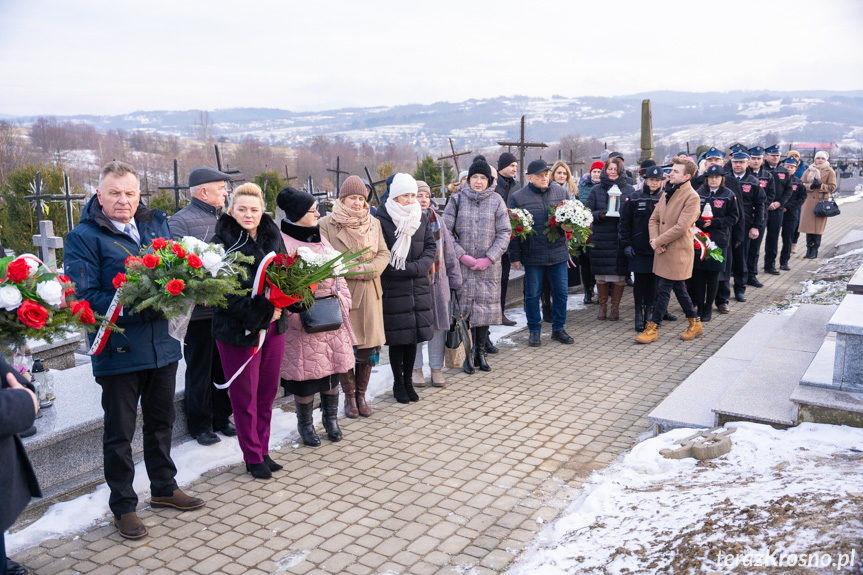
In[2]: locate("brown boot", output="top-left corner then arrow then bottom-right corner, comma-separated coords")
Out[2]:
596,283 -> 609,320
355,363 -> 373,417
635,321 -> 659,344
150,489 -> 205,511
340,370 -> 359,418
115,512 -> 147,539
680,317 -> 704,340
608,283 -> 625,321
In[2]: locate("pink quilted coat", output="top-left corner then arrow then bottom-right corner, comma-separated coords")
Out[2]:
279,232 -> 357,381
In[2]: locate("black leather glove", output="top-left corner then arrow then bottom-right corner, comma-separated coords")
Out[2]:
811,178 -> 821,189
598,211 -> 608,220
624,246 -> 636,259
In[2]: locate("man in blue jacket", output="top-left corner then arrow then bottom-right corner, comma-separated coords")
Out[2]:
508,160 -> 574,347
65,161 -> 205,540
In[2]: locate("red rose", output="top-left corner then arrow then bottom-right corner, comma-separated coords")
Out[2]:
273,254 -> 287,266
125,255 -> 143,267
5,259 -> 30,283
17,299 -> 48,329
549,217 -> 557,227
171,243 -> 186,258
71,300 -> 95,324
165,279 -> 184,296
152,238 -> 167,250
283,254 -> 297,267
187,254 -> 202,269
112,273 -> 128,289
510,233 -> 515,241
55,274 -> 75,296
516,225 -> 524,233
142,254 -> 160,269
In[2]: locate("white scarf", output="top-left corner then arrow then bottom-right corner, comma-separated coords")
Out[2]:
385,197 -> 422,270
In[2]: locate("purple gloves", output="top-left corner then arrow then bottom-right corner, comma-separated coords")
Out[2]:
471,257 -> 492,271
460,254 -> 478,268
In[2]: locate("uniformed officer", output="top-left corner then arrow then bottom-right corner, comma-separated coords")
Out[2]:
744,146 -> 774,288
726,150 -> 765,302
779,157 -> 808,269
762,144 -> 794,274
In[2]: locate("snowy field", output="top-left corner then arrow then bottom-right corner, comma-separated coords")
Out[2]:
507,422 -> 863,574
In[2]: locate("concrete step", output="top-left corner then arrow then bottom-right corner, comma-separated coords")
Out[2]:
791,384 -> 863,427
647,312 -> 791,432
711,304 -> 837,427
799,335 -> 836,389
835,229 -> 863,256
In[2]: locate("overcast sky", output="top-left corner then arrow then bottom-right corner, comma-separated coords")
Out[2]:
2,0 -> 863,117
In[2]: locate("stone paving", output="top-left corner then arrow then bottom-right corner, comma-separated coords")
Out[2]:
11,198 -> 863,575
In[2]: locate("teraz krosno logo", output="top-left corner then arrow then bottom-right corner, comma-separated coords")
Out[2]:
715,549 -> 858,570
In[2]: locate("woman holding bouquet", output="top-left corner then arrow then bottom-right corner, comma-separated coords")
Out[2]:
318,176 -> 391,418
586,156 -> 634,321
277,186 -> 357,446
376,173 -> 435,403
211,183 -> 288,480
442,159 -> 511,373
688,165 -> 738,322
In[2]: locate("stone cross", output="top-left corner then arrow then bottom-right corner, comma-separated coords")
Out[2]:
437,138 -> 472,175
33,220 -> 63,269
52,173 -> 85,231
497,115 -> 548,187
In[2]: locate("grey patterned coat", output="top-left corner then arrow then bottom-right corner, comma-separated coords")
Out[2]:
442,185 -> 511,327
427,209 -> 463,331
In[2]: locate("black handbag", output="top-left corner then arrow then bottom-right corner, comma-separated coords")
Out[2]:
814,194 -> 841,218
445,290 -> 470,350
300,279 -> 344,333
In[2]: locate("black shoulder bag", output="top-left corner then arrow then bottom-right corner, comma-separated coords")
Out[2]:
300,278 -> 344,333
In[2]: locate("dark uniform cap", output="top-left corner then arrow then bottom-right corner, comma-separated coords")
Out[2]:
764,144 -> 782,155
526,159 -> 550,175
189,167 -> 233,188
748,146 -> 765,158
644,165 -> 664,179
728,142 -> 748,153
731,151 -> 751,161
704,147 -> 724,158
782,157 -> 799,166
705,164 -> 725,176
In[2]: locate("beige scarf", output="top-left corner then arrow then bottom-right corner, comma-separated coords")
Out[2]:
331,199 -> 377,259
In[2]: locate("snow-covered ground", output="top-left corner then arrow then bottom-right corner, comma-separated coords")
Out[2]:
7,291 -> 583,554
507,422 -> 863,574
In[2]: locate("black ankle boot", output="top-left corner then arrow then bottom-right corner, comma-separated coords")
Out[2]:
634,304 -> 644,332
246,461 -> 272,479
294,401 -> 320,447
403,370 -> 419,402
392,371 -> 410,403
474,337 -> 491,372
263,455 -> 283,471
463,326 -> 476,374
320,393 -> 342,441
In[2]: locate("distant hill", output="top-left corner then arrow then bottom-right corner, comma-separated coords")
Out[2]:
4,91 -> 863,154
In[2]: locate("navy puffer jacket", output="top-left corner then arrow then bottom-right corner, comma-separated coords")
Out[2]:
65,196 -> 181,377
585,175 -> 634,276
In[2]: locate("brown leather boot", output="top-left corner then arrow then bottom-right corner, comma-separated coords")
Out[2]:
608,283 -> 625,321
150,489 -> 205,511
635,321 -> 659,344
596,283 -> 609,320
680,317 -> 704,340
340,370 -> 359,418
115,512 -> 147,539
355,363 -> 373,417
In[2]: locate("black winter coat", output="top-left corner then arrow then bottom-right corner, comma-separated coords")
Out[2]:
0,357 -> 42,533
494,175 -> 519,207
695,184 -> 739,249
585,176 -> 634,276
376,202 -> 435,345
211,213 -> 288,347
784,177 -> 808,220
618,186 -> 661,274
750,166 -> 776,208
507,183 -> 570,266
765,162 -> 793,208
728,172 -> 766,228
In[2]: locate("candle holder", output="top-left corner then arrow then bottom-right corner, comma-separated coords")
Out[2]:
606,185 -> 622,217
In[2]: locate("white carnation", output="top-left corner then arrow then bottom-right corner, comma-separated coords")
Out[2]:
201,251 -> 224,277
36,280 -> 65,307
181,236 -> 209,254
0,285 -> 23,310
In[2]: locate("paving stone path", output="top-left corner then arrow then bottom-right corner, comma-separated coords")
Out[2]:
12,198 -> 863,575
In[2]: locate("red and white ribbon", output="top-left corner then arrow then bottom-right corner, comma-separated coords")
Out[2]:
216,251 -> 277,389
693,229 -> 707,262
87,289 -> 123,356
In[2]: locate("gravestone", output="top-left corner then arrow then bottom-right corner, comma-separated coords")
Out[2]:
33,220 -> 63,269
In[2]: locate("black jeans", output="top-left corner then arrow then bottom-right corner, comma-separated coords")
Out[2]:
500,253 -> 511,314
745,223 -> 766,281
780,215 -> 798,265
389,344 -> 417,383
733,232 -> 750,289
633,272 -> 657,307
763,209 -> 783,269
183,319 -> 232,437
96,362 -> 179,517
651,277 -> 697,324
688,270 -> 719,312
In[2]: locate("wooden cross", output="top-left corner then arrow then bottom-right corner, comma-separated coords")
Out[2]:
497,115 -> 548,187
24,171 -> 51,222
214,144 -> 243,178
326,156 -> 350,191
284,165 -> 297,185
363,167 -> 385,206
437,138 -> 472,174
32,220 -> 63,269
139,189 -> 154,208
158,159 -> 189,212
51,173 -> 85,231
261,164 -> 269,194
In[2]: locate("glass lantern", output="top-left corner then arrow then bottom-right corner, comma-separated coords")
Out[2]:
606,184 -> 622,217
